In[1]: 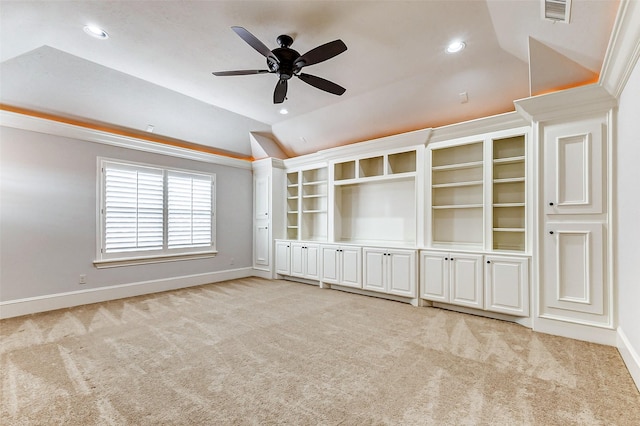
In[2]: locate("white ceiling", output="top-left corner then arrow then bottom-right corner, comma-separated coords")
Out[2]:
0,0 -> 619,158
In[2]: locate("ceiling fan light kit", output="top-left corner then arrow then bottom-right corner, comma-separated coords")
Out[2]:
213,26 -> 347,104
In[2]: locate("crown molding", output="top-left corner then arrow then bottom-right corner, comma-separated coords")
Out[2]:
514,84 -> 616,123
599,0 -> 640,98
428,111 -> 528,144
0,109 -> 253,170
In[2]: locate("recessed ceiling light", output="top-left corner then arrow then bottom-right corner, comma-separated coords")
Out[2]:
446,40 -> 465,54
83,25 -> 109,39
279,108 -> 289,115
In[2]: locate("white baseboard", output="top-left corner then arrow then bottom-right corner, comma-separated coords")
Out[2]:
0,267 -> 253,319
617,327 -> 640,392
533,316 -> 618,346
251,268 -> 274,279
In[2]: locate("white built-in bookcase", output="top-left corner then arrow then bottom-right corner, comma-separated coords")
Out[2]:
427,129 -> 529,254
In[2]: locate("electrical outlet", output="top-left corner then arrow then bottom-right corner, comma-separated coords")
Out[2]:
79,274 -> 87,285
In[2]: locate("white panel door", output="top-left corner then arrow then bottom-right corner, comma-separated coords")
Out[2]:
387,249 -> 417,297
544,222 -> 604,315
305,244 -> 320,280
420,251 -> 449,302
485,256 -> 529,316
254,225 -> 270,268
544,119 -> 604,215
254,174 -> 270,219
290,243 -> 305,277
275,241 -> 291,276
321,245 -> 339,284
340,246 -> 362,288
363,248 -> 386,292
450,254 -> 484,309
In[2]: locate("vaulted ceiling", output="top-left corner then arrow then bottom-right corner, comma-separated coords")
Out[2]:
0,1 -> 619,158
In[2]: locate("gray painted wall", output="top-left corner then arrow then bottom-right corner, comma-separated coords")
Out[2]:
0,126 -> 253,301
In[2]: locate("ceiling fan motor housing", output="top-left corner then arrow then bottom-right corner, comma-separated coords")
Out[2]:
271,44 -> 300,80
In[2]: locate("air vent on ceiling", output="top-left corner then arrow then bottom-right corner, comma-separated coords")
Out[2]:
543,0 -> 571,23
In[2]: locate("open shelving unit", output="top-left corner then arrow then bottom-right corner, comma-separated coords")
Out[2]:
492,135 -> 526,251
334,150 -> 417,184
286,171 -> 300,240
430,142 -> 484,247
300,167 -> 328,241
333,149 -> 418,245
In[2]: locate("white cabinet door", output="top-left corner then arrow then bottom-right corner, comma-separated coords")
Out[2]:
321,245 -> 340,284
363,248 -> 386,292
544,119 -> 604,215
420,251 -> 483,309
340,246 -> 362,288
485,256 -> 529,316
387,249 -> 417,297
305,244 -> 320,280
290,242 -> 320,280
363,247 -> 416,296
275,241 -> 291,276
290,243 -> 305,277
543,222 -> 604,315
254,174 -> 270,219
254,225 -> 270,268
420,251 -> 449,302
450,254 -> 484,309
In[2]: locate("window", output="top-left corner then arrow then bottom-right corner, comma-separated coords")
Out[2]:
96,159 -> 216,266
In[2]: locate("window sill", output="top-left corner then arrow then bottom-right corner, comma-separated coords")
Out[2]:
94,251 -> 218,269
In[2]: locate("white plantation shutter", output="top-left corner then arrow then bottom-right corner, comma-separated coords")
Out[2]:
100,160 -> 215,260
104,164 -> 164,253
167,172 -> 213,248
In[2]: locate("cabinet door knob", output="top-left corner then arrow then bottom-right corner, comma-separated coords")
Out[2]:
549,202 -> 554,206
445,257 -> 448,260
487,260 -> 491,264
451,258 -> 454,261
549,231 -> 554,235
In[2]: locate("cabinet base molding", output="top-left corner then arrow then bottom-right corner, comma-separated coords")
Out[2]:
280,276 -> 320,287
431,302 -> 532,327
617,327 -> 640,391
329,284 -> 420,306
532,316 -> 617,346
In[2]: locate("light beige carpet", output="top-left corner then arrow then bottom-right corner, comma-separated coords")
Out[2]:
1,277 -> 639,425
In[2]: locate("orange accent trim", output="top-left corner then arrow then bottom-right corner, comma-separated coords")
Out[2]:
532,75 -> 600,96
0,104 -> 254,162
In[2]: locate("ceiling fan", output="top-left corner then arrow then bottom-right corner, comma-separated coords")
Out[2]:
213,26 -> 347,104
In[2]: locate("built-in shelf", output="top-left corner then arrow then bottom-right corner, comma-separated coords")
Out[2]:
432,180 -> 483,189
432,204 -> 483,209
430,141 -> 484,247
492,134 -> 526,252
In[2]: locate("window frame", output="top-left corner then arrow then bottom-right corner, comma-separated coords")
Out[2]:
95,158 -> 217,268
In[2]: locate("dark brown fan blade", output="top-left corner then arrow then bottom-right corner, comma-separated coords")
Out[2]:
296,40 -> 347,68
231,26 -> 278,63
274,79 -> 288,104
212,70 -> 270,76
298,73 -> 346,96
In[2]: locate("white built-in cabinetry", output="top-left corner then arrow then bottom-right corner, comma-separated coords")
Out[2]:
286,166 -> 328,241
258,86 -> 617,344
275,240 -> 291,276
290,242 -> 320,280
420,251 -> 484,309
485,255 -> 529,316
540,114 -> 611,326
252,159 -> 284,277
362,247 -> 417,298
320,245 -> 361,288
